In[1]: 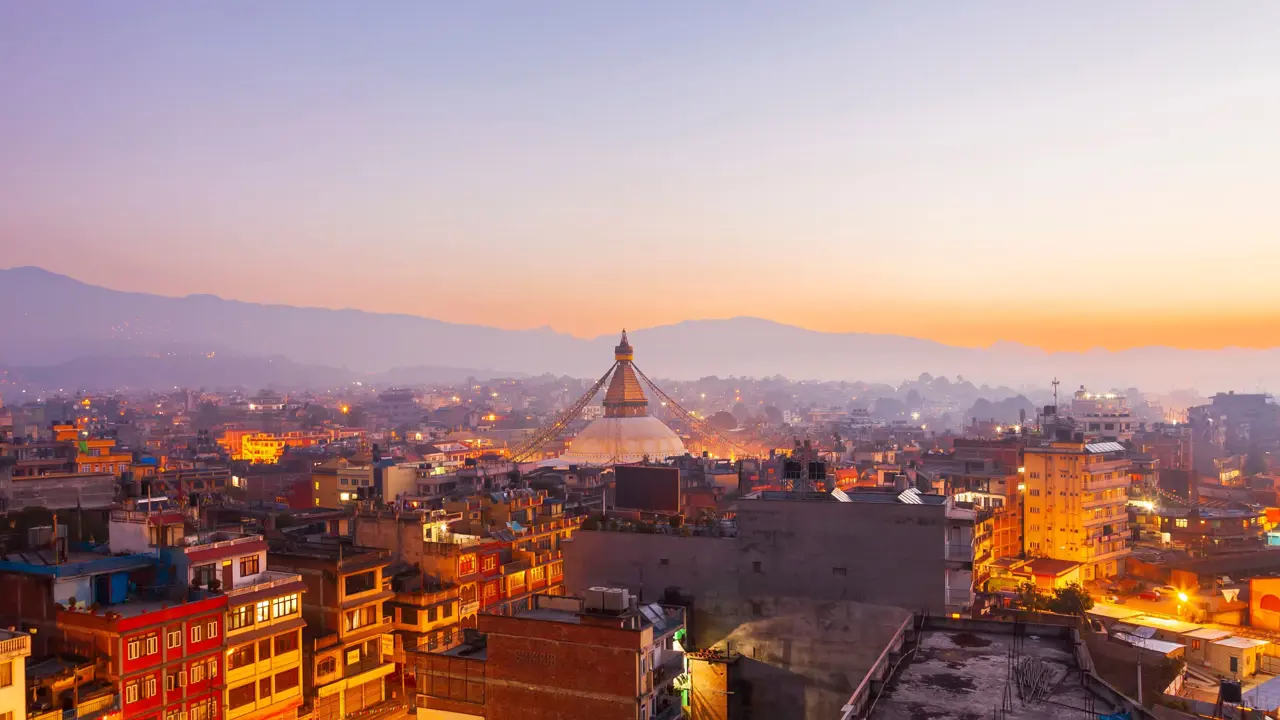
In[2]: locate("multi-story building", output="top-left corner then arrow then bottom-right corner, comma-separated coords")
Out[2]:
412,591 -> 687,720
267,543 -> 397,720
1021,440 -> 1132,581
385,569 -> 461,662
0,629 -> 32,720
564,487 -> 979,631
157,531 -> 308,720
1069,387 -> 1135,442
58,592 -> 227,720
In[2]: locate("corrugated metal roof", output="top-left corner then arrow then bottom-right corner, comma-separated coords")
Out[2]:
1085,441 -> 1126,454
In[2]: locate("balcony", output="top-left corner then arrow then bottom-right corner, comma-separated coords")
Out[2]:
0,631 -> 31,660
946,589 -> 973,608
226,570 -> 304,597
945,544 -> 974,562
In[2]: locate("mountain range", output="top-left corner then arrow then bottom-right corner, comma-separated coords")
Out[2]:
1,266 -> 1276,393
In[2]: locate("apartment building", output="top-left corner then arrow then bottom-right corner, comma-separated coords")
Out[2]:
158,531 -> 308,720
0,630 -> 32,720
1022,440 -> 1132,581
412,591 -> 687,720
267,543 -> 397,720
386,568 -> 461,662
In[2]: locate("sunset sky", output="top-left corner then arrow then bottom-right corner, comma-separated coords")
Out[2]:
3,2 -> 1279,352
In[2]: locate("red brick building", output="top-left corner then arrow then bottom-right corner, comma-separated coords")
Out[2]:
413,591 -> 686,720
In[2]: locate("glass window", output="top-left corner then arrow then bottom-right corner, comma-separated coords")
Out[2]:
256,600 -> 270,623
272,593 -> 298,618
229,644 -> 255,670
0,661 -> 11,689
228,682 -> 256,709
274,631 -> 299,656
274,667 -> 300,693
229,605 -> 254,630
317,657 -> 336,676
258,638 -> 272,660
240,554 -> 260,576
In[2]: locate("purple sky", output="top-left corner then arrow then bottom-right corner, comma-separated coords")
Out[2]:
4,2 -> 1280,350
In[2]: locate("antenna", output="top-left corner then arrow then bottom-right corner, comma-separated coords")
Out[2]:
1051,378 -> 1060,409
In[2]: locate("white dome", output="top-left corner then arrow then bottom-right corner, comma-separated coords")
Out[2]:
550,416 -> 687,466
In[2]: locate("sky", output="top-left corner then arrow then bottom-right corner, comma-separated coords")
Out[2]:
2,2 -> 1280,352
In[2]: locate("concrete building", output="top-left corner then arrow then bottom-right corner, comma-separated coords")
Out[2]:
411,591 -> 687,720
1022,440 -> 1131,582
267,543 -> 397,720
0,630 -> 32,720
563,488 -> 978,642
1069,387 -> 1135,442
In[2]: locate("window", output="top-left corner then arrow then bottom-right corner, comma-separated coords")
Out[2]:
167,629 -> 181,649
259,677 -> 272,699
229,644 -> 256,670
127,640 -> 141,659
165,673 -> 176,691
144,676 -> 157,698
832,567 -> 847,576
272,593 -> 299,618
1192,639 -> 1201,650
1029,489 -> 1041,497
208,620 -> 218,638
443,603 -> 453,618
483,582 -> 497,599
228,682 -> 257,710
192,563 -> 217,586
1175,518 -> 1188,528
274,631 -> 299,656
459,555 -> 476,575
258,638 -> 273,660
530,565 -> 545,581
481,556 -> 497,572
191,662 -> 204,683
427,606 -> 438,623
402,607 -> 419,625
274,667 -> 300,693
317,657 -> 336,676
208,657 -> 219,678
238,554 -> 260,576
192,625 -> 203,643
256,600 -> 270,623
125,682 -> 139,704
344,570 -> 377,596
0,661 -> 10,689
146,634 -> 158,655
230,605 -> 255,630
1030,506 -> 1041,514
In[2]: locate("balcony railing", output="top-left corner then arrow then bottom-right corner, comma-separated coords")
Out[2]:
0,633 -> 31,659
946,589 -> 973,607
226,570 -> 303,597
945,544 -> 974,562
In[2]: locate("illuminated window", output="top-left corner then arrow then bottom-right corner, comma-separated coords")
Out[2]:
239,555 -> 260,576
256,600 -> 271,623
317,657 -> 336,676
191,625 -> 202,643
167,630 -> 181,649
459,555 -> 476,575
230,605 -> 254,630
482,555 -> 496,572
1175,518 -> 1188,528
272,593 -> 299,618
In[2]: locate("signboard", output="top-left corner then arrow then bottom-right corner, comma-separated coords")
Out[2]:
614,466 -> 680,513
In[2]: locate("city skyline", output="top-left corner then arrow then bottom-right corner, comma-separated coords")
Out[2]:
5,2 -> 1280,352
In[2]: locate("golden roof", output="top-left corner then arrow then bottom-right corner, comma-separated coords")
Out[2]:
604,330 -> 648,417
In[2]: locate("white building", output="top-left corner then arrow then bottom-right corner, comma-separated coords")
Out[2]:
1070,386 -> 1135,442
0,629 -> 32,720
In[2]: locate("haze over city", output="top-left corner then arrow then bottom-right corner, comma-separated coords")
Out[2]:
5,2 -> 1280,352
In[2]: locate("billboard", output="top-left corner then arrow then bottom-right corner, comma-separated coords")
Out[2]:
1250,577 -> 1280,631
614,465 -> 681,513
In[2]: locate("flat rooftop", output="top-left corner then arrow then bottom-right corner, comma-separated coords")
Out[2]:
872,630 -> 1121,720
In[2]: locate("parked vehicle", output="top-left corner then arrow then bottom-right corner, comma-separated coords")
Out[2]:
1138,590 -> 1160,601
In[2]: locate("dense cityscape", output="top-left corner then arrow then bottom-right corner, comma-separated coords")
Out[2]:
0,327 -> 1278,720
7,3 -> 1280,719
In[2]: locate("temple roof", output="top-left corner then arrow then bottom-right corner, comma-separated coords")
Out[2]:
603,330 -> 648,416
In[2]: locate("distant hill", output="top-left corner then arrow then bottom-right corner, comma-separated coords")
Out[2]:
2,266 -> 1278,391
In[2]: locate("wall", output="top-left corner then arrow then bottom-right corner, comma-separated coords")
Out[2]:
1251,577 -> 1280,631
563,498 -> 951,647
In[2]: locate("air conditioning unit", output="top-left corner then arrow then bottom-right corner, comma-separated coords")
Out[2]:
585,587 -> 609,611
602,588 -> 630,613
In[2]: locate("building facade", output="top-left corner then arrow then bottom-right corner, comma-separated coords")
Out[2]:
1021,441 -> 1132,581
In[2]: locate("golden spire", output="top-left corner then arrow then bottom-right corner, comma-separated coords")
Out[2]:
604,329 -> 647,417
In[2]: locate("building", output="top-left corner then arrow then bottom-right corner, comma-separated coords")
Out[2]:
550,332 -> 686,466
1069,388 -> 1135,442
310,457 -> 374,508
157,531 -> 308,720
411,591 -> 686,720
564,487 -> 978,637
267,543 -> 398,720
385,567 -> 462,662
57,591 -> 227,720
0,629 -> 32,720
1021,440 -> 1132,582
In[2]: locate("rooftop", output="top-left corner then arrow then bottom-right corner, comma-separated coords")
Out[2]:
872,629 -> 1122,720
0,550 -> 157,578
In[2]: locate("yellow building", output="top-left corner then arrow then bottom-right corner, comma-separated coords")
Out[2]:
76,437 -> 132,478
268,545 -> 397,720
1022,440 -> 1131,582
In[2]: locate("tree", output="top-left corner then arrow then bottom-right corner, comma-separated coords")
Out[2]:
708,411 -> 738,431
193,402 -> 222,431
764,406 -> 784,426
1017,582 -> 1049,612
1047,583 -> 1094,615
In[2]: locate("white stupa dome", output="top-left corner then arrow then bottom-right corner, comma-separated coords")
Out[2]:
542,330 -> 686,467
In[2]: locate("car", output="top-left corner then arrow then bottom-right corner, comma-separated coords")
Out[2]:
1105,594 -> 1121,604
1138,591 -> 1161,601
1158,585 -> 1179,595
